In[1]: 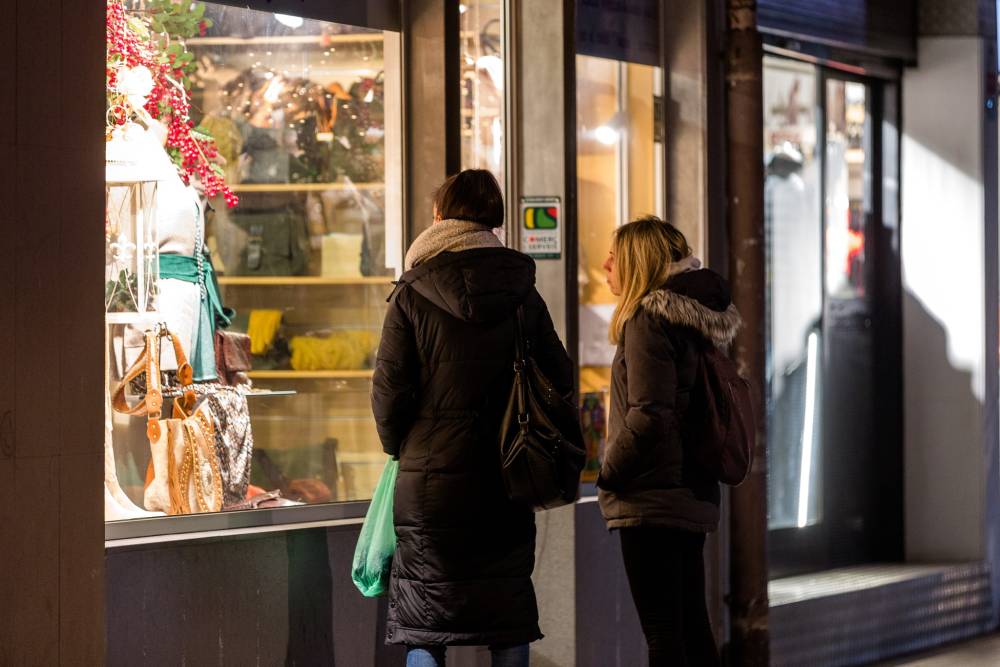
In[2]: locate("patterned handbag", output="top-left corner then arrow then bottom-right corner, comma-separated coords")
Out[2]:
183,381 -> 255,508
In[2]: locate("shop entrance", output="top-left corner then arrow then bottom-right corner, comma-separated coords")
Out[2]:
764,57 -> 903,576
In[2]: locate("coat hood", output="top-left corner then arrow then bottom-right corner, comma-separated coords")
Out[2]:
399,247 -> 536,324
639,269 -> 742,347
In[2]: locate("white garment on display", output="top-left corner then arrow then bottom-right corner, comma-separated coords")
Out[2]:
120,124 -> 206,370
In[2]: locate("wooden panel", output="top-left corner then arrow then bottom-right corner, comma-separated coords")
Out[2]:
12,456 -> 60,665
0,457 -> 14,665
16,0 -> 61,146
59,453 -> 104,664
7,0 -> 105,662
0,0 -> 13,145
15,146 -> 62,459
59,0 -> 103,150
59,148 -> 104,455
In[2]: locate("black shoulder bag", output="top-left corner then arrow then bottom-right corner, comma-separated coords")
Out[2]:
499,306 -> 585,511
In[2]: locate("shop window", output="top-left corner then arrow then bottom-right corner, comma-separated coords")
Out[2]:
763,56 -> 824,530
575,54 -> 664,483
105,1 -> 402,527
459,0 -> 505,188
825,79 -> 869,300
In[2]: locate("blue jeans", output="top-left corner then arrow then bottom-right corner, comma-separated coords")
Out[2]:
406,644 -> 529,667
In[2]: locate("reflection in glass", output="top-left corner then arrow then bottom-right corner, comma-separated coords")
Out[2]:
460,0 -> 505,186
576,55 -> 662,481
825,80 -> 868,299
763,57 -> 823,529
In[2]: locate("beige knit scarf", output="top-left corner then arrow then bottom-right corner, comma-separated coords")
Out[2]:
404,218 -> 503,271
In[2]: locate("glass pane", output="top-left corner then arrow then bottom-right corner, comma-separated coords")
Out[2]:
106,1 -> 402,521
763,57 -> 823,529
825,79 -> 869,299
576,55 -> 663,482
460,0 -> 505,187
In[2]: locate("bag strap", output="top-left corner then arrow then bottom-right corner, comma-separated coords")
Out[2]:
111,327 -> 195,442
513,305 -> 529,432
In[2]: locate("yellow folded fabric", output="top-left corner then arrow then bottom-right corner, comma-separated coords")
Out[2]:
247,310 -> 283,356
289,331 -> 378,371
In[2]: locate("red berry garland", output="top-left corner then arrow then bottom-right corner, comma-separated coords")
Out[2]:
106,0 -> 237,207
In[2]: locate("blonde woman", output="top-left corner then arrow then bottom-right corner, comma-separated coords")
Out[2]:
598,216 -> 740,666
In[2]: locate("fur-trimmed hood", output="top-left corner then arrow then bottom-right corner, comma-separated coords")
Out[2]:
639,269 -> 742,348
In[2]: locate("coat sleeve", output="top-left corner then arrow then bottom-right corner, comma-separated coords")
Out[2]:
599,311 -> 677,490
527,289 -> 575,401
371,288 -> 420,458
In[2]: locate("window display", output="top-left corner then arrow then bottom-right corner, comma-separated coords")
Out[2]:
105,1 -> 402,526
575,55 -> 664,482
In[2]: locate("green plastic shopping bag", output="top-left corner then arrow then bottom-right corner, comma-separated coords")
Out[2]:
352,458 -> 399,597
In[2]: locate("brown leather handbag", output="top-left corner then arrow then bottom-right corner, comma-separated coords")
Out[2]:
113,328 -> 223,515
214,330 -> 252,386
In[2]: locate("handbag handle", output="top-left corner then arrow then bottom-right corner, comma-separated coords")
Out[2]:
513,305 -> 529,433
112,327 -> 194,442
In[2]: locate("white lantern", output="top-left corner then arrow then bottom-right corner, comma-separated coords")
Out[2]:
105,121 -> 174,323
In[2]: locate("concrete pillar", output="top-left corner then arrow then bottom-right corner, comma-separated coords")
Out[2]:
514,2 -> 576,664
404,0 -> 460,241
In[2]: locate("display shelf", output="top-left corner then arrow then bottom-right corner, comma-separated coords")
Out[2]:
186,33 -> 383,47
248,370 -> 374,380
218,276 -> 395,287
229,182 -> 385,193
243,389 -> 297,398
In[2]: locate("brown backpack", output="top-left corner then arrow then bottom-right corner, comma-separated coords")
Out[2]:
686,343 -> 756,486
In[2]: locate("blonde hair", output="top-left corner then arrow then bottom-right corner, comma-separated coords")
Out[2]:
609,217 -> 691,344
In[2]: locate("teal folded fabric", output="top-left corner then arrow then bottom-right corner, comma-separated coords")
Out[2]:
159,253 -> 234,381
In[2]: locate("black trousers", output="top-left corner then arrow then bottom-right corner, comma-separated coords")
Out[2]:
619,527 -> 720,667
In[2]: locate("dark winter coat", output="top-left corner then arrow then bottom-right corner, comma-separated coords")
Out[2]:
371,247 -> 575,647
597,268 -> 742,532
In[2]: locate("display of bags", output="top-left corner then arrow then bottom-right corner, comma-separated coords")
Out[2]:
242,127 -> 289,184
182,382 -> 256,508
288,331 -> 377,371
113,329 -> 223,515
214,330 -> 252,386
499,306 -> 586,511
351,458 -> 398,597
231,207 -> 309,276
113,327 -> 256,513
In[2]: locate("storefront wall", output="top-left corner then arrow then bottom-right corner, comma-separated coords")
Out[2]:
2,0 -> 106,664
21,1 -> 995,665
901,0 -> 1000,619
99,0 -> 588,665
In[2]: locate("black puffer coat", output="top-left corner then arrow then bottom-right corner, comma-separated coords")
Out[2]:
597,269 -> 742,532
371,247 -> 574,647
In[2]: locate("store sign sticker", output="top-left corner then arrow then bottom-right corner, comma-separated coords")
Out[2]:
520,197 -> 561,259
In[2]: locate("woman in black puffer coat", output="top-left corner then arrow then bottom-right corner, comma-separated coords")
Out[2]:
371,170 -> 574,667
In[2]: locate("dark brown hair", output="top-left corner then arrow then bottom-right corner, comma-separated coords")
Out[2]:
433,169 -> 505,228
